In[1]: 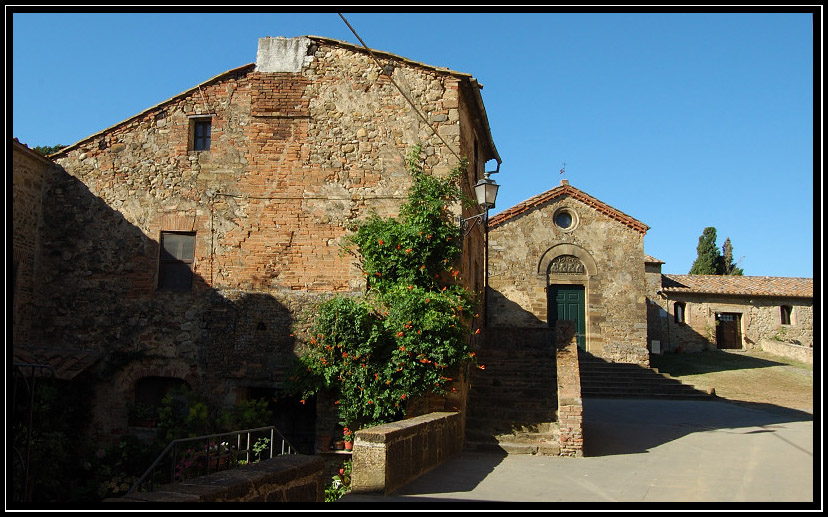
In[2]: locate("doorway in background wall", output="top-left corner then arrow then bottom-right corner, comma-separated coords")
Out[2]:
548,284 -> 586,350
246,388 -> 317,455
715,312 -> 743,349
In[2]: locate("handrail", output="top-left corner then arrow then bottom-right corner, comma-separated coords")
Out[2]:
127,426 -> 295,495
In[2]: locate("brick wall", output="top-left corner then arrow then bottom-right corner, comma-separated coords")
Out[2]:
32,36 -> 496,442
11,140 -> 53,348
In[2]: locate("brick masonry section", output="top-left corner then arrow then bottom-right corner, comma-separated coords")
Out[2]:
555,321 -> 583,457
107,454 -> 325,503
350,412 -> 464,495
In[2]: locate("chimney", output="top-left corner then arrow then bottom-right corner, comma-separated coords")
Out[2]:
255,36 -> 313,73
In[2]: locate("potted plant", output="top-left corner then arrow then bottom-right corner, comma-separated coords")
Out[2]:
343,427 -> 353,451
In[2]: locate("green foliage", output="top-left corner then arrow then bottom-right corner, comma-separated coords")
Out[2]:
325,459 -> 352,502
689,227 -> 722,275
689,227 -> 746,275
32,144 -> 66,156
290,145 -> 480,433
721,237 -> 744,275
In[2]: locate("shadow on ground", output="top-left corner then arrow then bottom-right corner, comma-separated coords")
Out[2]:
649,349 -> 793,376
582,397 -> 813,457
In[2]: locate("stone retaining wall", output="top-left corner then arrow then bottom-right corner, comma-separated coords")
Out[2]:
349,411 -> 463,495
108,454 -> 325,503
759,339 -> 813,365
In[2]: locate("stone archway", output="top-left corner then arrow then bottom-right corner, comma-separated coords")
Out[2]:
538,244 -> 596,351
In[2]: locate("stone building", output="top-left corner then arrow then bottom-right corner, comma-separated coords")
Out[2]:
645,262 -> 814,356
486,179 -> 651,366
13,36 -> 500,448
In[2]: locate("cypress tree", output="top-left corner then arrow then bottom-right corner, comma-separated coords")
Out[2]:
689,227 -> 722,275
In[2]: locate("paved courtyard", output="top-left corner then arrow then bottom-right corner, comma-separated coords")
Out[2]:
341,398 -> 816,507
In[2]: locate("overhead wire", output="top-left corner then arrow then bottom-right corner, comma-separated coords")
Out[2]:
337,13 -> 464,164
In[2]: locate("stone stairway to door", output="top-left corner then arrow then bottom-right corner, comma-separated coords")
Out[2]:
577,349 -> 715,400
464,329 -> 562,455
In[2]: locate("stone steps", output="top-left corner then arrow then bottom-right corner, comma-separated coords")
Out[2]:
578,352 -> 713,400
464,329 -> 560,455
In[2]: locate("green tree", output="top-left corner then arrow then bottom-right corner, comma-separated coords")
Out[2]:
689,227 -> 722,275
721,237 -> 744,275
32,144 -> 66,156
289,145 -> 480,433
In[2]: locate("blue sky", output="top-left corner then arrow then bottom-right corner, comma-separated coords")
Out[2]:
10,10 -> 818,278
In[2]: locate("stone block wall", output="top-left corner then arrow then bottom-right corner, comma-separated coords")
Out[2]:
109,454 -> 325,503
648,293 -> 814,353
487,184 -> 649,365
11,140 -> 54,348
349,411 -> 463,495
27,36 -> 496,443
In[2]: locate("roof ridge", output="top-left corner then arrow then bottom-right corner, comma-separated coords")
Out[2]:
489,182 -> 649,234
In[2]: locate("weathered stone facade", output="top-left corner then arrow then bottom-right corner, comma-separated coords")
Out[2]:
11,140 -> 53,348
486,180 -> 650,365
21,36 -> 499,445
645,265 -> 814,354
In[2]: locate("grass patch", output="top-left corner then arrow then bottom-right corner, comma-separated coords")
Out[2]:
650,349 -> 811,377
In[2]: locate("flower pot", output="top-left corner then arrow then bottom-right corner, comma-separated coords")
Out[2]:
333,440 -> 345,450
344,440 -> 353,451
317,434 -> 332,452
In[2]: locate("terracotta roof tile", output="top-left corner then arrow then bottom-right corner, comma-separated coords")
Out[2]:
661,274 -> 813,298
488,180 -> 648,234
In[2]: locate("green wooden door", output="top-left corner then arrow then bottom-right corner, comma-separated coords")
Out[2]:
548,285 -> 586,349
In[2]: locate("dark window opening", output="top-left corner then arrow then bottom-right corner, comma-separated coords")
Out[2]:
780,305 -> 792,325
132,376 -> 190,426
191,118 -> 212,151
158,232 -> 195,291
674,302 -> 686,324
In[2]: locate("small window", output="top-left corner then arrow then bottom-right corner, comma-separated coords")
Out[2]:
158,232 -> 195,291
780,305 -> 792,325
553,208 -> 578,231
191,117 -> 212,151
674,302 -> 686,324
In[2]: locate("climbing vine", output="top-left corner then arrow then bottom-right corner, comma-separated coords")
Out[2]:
289,145 -> 481,432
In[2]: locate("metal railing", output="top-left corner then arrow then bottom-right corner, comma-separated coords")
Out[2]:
127,426 -> 295,495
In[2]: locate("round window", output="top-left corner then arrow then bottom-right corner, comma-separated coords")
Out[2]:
555,211 -> 573,229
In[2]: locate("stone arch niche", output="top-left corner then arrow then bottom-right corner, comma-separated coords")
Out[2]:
538,244 -> 597,350
538,243 -> 597,280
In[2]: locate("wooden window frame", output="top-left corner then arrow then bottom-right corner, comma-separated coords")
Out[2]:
158,231 -> 196,291
190,116 -> 212,151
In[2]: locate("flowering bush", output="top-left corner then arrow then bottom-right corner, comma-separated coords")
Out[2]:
290,145 -> 481,434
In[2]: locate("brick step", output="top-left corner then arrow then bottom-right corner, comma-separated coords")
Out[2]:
466,407 -> 557,422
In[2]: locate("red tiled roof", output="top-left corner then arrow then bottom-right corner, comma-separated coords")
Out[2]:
488,180 -> 649,234
661,274 -> 813,298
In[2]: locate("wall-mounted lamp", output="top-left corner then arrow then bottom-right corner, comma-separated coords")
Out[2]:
459,165 -> 500,233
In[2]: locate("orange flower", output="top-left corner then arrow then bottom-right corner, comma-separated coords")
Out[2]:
378,239 -> 384,245
475,328 -> 481,334
479,364 -> 486,370
300,399 -> 306,404
406,248 -> 413,253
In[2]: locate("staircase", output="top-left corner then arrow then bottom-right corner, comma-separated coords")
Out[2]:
578,350 -> 714,400
464,329 -> 561,455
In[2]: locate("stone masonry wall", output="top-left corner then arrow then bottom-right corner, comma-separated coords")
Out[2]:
487,188 -> 649,365
12,141 -> 53,348
648,292 -> 814,353
39,36 -> 494,442
350,411 -> 464,495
